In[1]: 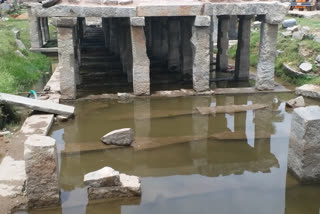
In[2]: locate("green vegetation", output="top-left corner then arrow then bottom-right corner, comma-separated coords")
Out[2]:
0,104 -> 20,130
229,16 -> 320,86
0,17 -> 51,94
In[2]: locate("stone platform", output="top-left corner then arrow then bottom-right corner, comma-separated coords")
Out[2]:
27,0 -> 290,99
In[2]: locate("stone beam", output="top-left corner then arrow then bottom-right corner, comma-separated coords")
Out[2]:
30,3 -> 136,17
235,16 -> 252,81
53,17 -> 78,99
255,22 -> 278,90
204,2 -> 290,24
136,3 -> 203,17
216,15 -> 229,72
130,17 -> 150,95
191,16 -> 210,92
181,17 -> 194,76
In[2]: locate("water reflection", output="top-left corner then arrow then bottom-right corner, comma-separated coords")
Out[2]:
24,93 -> 320,214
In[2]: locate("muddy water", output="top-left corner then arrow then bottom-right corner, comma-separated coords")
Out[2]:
22,93 -> 320,214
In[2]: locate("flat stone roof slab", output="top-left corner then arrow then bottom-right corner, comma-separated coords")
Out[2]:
28,0 -> 289,20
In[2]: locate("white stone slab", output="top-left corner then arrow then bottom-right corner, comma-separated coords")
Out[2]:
0,93 -> 74,116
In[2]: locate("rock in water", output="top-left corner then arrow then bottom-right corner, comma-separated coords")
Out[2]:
282,19 -> 296,28
296,84 -> 320,99
84,167 -> 120,187
299,62 -> 313,73
286,96 -> 305,108
87,172 -> 141,200
101,128 -> 134,146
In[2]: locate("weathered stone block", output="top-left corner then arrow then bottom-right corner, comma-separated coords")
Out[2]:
24,135 -> 59,208
194,16 -> 211,27
87,173 -> 141,200
84,167 -> 120,187
296,84 -> 320,99
101,128 -> 134,146
286,96 -> 305,108
130,17 -> 145,27
288,106 -> 320,183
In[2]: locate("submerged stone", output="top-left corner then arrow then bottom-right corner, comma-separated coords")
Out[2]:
101,128 -> 134,146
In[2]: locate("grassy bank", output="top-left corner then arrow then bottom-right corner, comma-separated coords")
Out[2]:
0,12 -> 52,129
229,16 -> 320,86
0,17 -> 51,94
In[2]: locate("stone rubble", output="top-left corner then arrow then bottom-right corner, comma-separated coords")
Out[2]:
282,18 -> 296,28
84,167 -> 141,200
101,128 -> 134,146
299,62 -> 313,73
286,96 -> 305,108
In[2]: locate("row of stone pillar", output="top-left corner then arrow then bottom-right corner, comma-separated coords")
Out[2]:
52,15 -> 278,99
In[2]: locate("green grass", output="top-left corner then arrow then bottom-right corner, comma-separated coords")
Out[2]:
229,16 -> 320,86
0,17 -> 51,93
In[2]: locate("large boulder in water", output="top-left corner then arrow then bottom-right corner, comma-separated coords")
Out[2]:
101,128 -> 134,146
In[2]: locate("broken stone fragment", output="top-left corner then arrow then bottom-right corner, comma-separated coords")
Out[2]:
87,172 -> 141,200
286,96 -> 305,108
282,19 -> 296,28
16,39 -> 26,50
56,115 -> 68,122
296,84 -> 320,99
84,167 -> 120,187
42,0 -> 60,8
299,62 -> 313,73
101,128 -> 134,146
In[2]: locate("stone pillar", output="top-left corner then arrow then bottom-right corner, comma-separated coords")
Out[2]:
119,18 -> 133,82
191,16 -> 210,92
109,18 -> 120,55
235,16 -> 252,81
24,135 -> 59,208
228,15 -> 238,40
42,17 -> 50,43
168,18 -> 181,72
151,18 -> 162,59
210,16 -> 217,78
54,17 -> 78,99
28,8 -> 43,49
255,22 -> 278,90
288,106 -> 320,183
217,16 -> 229,72
130,17 -> 150,95
181,17 -> 194,76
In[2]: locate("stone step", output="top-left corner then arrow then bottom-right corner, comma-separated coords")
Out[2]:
80,62 -> 122,68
